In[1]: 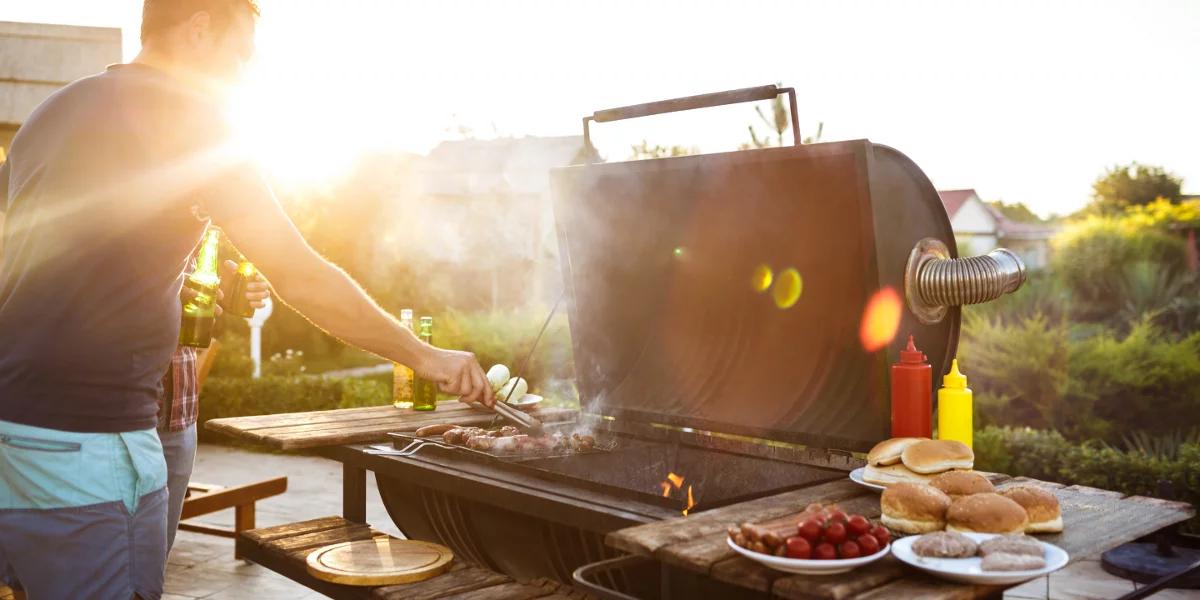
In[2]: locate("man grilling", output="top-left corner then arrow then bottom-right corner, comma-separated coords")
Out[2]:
0,1 -> 494,598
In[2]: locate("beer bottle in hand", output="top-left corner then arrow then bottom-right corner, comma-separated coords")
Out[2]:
413,316 -> 437,411
226,261 -> 259,318
179,228 -> 221,347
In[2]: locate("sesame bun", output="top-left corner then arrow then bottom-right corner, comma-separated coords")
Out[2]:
867,437 -> 927,467
901,440 -> 974,474
1001,486 -> 1063,533
880,483 -> 952,534
946,493 -> 1029,534
863,463 -> 934,486
930,470 -> 995,499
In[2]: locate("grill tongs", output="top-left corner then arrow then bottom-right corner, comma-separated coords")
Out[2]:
492,400 -> 544,436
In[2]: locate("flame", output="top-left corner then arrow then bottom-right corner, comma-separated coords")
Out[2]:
860,287 -> 902,352
666,472 -> 685,488
658,472 -> 697,517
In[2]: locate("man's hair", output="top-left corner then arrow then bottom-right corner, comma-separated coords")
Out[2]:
141,0 -> 260,44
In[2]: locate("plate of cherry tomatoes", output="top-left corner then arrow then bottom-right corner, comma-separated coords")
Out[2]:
726,505 -> 891,575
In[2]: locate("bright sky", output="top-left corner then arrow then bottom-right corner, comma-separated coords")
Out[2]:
3,0 -> 1198,216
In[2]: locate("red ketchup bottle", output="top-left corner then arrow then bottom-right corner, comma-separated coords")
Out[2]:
891,335 -> 932,438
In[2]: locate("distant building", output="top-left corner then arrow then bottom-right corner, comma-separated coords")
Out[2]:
0,21 -> 122,153
938,189 -> 1058,269
395,136 -> 586,310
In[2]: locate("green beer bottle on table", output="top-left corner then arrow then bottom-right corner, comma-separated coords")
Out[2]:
179,227 -> 221,348
413,316 -> 437,411
392,309 -> 415,409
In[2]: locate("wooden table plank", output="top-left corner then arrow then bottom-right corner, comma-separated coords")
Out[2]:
604,475 -> 1196,600
436,581 -> 557,600
372,563 -> 510,600
239,517 -> 582,600
606,479 -> 865,557
773,557 -> 908,600
206,404 -> 578,450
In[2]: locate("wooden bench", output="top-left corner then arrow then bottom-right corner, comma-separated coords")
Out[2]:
179,476 -> 288,559
237,516 -> 594,600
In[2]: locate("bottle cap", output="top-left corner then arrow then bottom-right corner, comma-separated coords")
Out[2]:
943,359 -> 968,389
900,335 -> 927,364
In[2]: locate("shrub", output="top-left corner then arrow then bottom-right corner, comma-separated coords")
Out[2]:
1070,321 -> 1200,437
437,308 -> 578,404
1051,217 -> 1186,320
961,314 -> 1200,442
198,375 -> 389,442
975,426 -> 1200,531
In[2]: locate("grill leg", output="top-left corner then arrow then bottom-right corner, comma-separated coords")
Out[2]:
343,463 -> 367,523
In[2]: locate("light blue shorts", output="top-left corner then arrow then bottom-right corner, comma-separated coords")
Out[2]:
0,419 -> 169,599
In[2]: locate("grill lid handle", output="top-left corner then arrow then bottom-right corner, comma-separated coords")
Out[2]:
581,84 -> 800,159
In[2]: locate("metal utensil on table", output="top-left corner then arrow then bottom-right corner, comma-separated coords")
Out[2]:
484,291 -> 564,435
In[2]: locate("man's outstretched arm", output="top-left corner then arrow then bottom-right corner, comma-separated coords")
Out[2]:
206,167 -> 493,406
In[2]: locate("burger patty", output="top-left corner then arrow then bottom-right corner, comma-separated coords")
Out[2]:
979,535 -> 1043,558
912,531 -> 978,558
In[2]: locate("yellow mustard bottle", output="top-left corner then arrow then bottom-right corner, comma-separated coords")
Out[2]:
937,359 -> 973,449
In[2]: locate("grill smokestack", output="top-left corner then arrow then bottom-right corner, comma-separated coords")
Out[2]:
905,238 -> 1027,324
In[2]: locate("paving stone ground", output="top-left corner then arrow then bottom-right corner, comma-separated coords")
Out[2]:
164,443 -> 399,599
170,444 -> 1196,599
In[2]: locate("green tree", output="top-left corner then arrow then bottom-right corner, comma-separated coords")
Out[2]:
1090,163 -> 1183,215
988,200 -> 1046,223
742,85 -> 823,148
629,140 -> 696,160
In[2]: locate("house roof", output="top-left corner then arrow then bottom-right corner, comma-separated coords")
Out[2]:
938,188 -> 1060,240
938,189 -> 978,218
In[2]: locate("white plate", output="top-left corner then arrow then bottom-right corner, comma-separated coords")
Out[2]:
849,467 -> 887,492
505,393 -> 543,409
727,536 -> 890,575
891,532 -> 1069,585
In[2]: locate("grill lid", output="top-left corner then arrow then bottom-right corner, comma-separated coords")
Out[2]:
551,140 -> 957,452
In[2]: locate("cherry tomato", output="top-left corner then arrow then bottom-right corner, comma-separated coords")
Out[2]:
827,510 -> 848,524
869,525 -> 891,547
839,540 -> 861,559
785,536 -> 812,559
814,542 -> 837,560
824,522 -> 848,545
847,515 -> 871,537
799,519 -> 823,543
857,533 -> 880,555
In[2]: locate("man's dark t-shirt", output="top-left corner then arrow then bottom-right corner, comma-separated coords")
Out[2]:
0,64 -> 231,433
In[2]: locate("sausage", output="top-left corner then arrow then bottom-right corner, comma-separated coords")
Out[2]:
415,423 -> 456,437
740,523 -> 764,543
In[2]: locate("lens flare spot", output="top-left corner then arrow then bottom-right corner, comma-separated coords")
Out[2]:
673,246 -> 685,258
860,287 -> 903,352
773,268 -> 802,309
752,264 -> 774,293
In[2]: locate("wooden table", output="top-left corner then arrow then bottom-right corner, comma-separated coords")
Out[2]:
206,407 -> 1195,598
238,516 -> 592,600
606,476 -> 1196,599
206,402 -> 577,450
